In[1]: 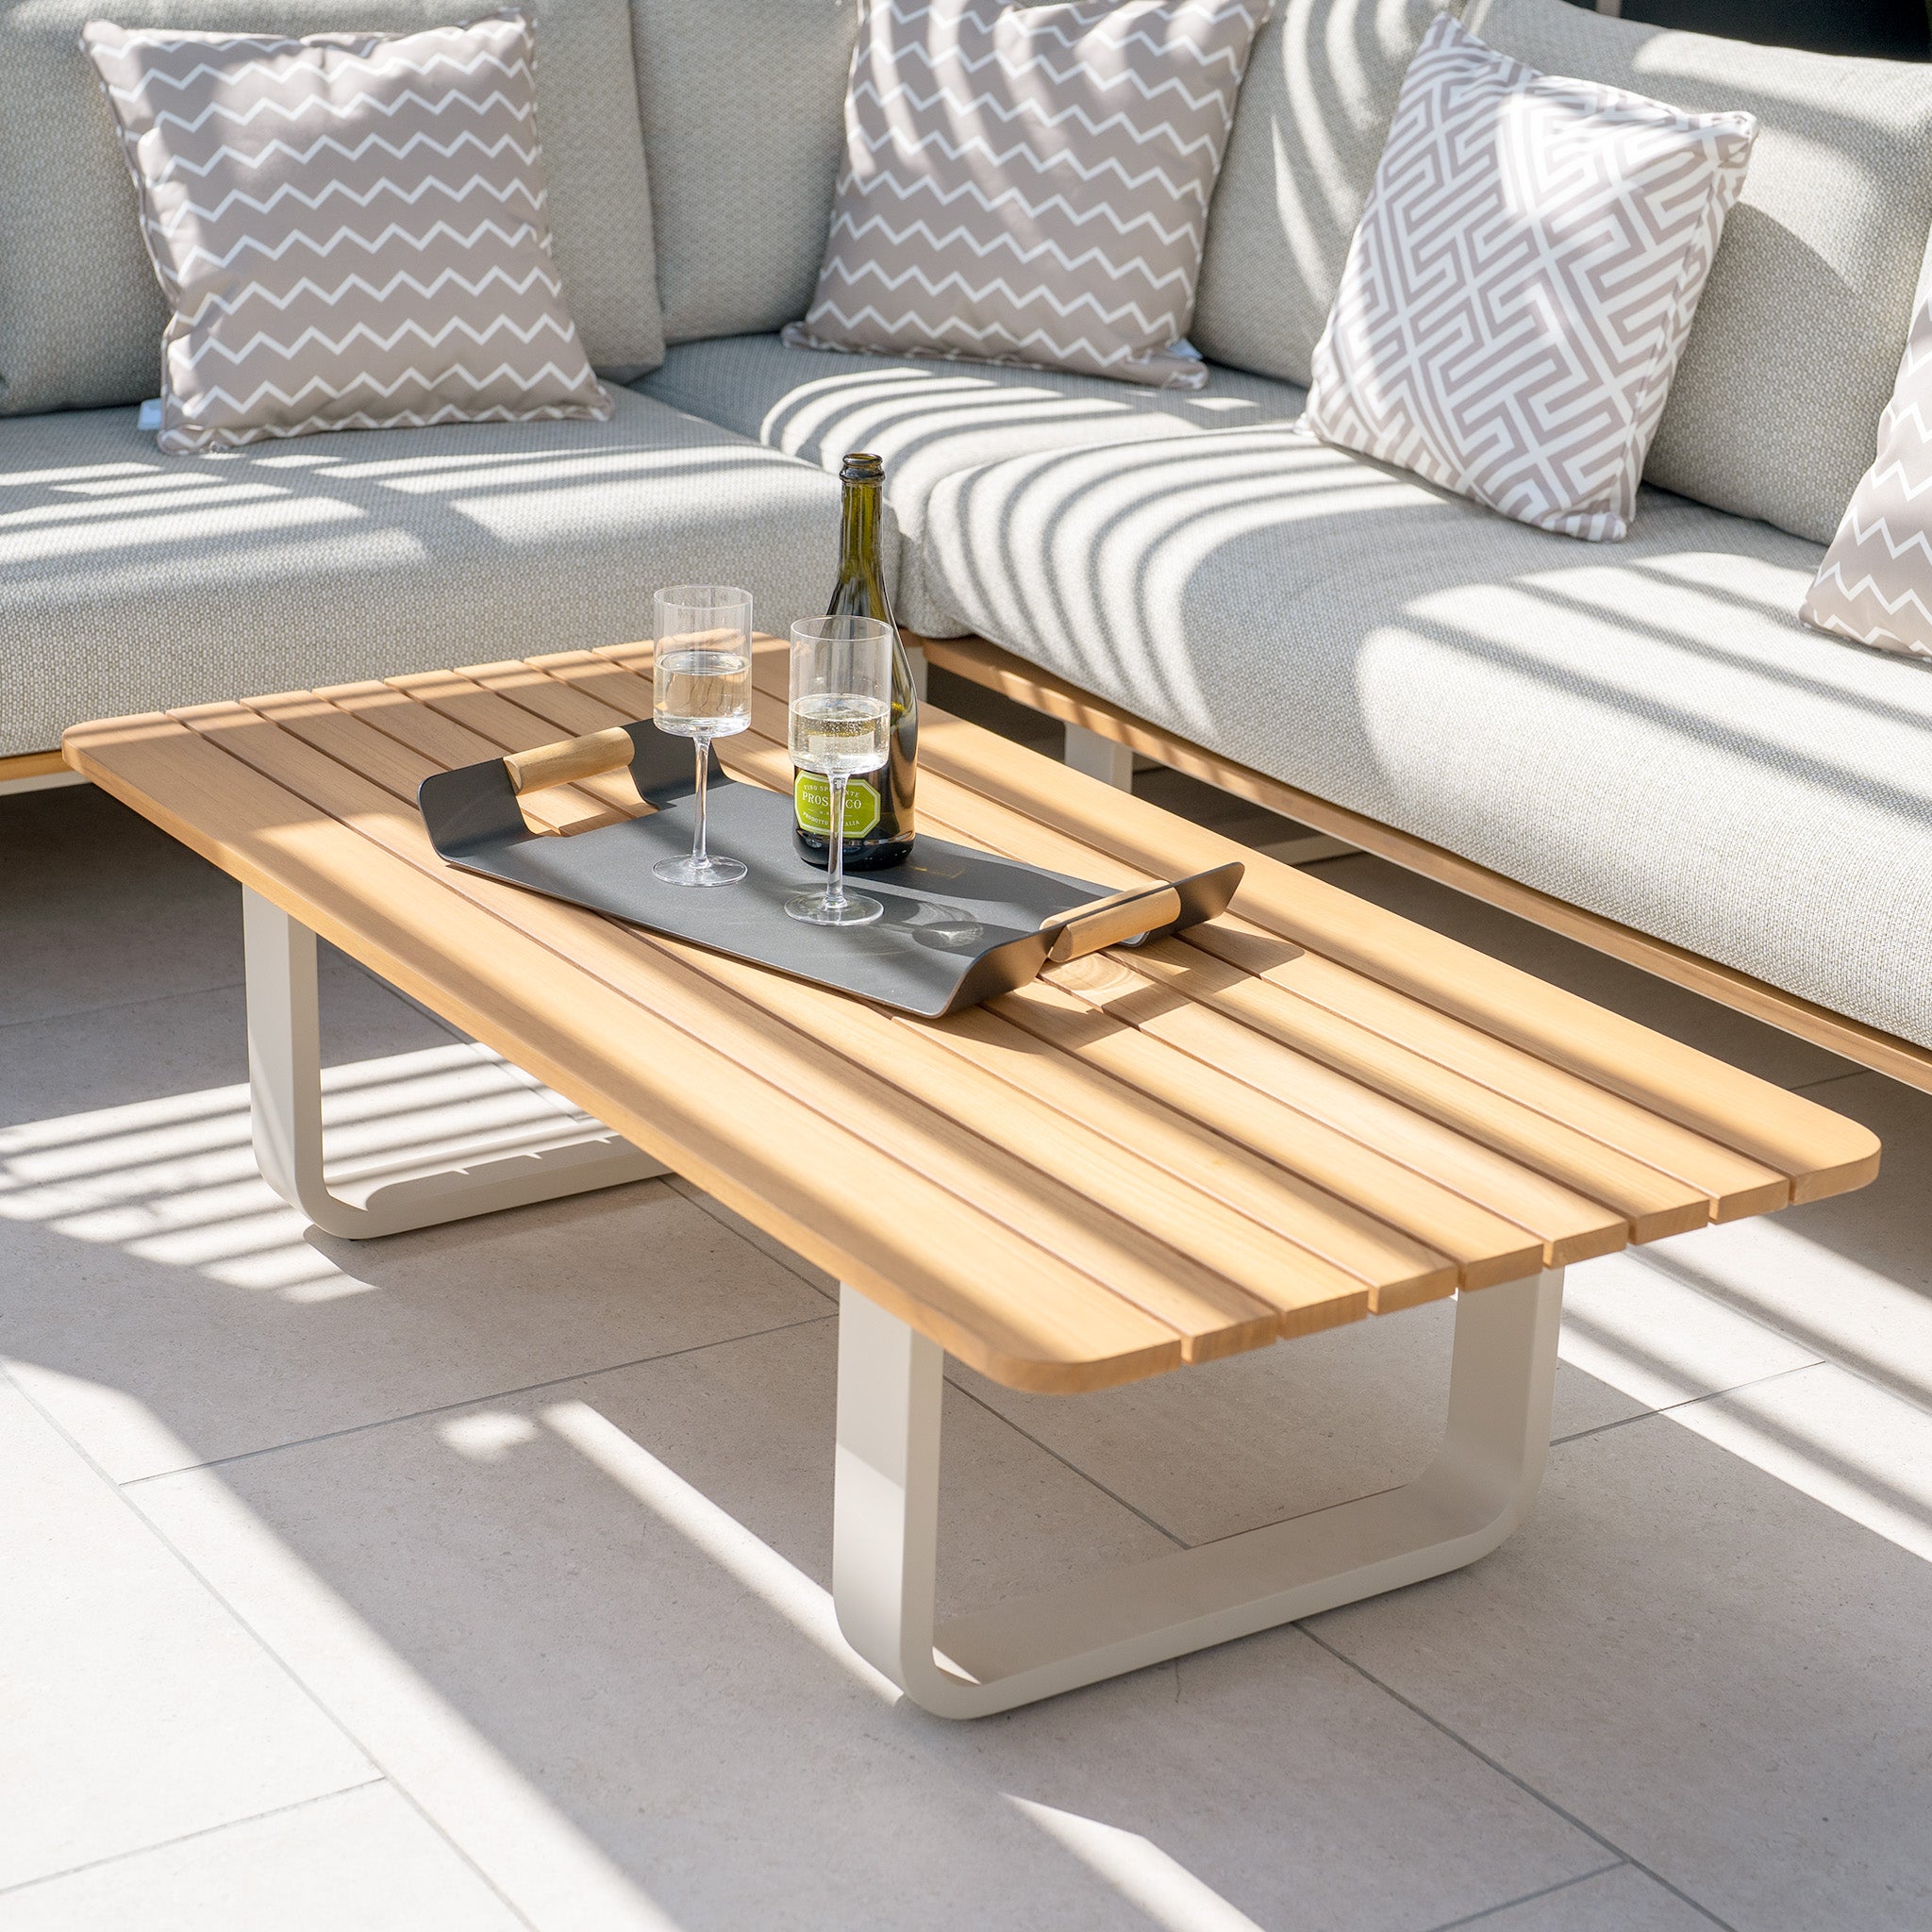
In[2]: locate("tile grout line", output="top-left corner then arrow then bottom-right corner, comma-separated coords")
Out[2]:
946,1377 -> 1190,1551
120,1310 -> 839,1486
0,1778 -> 389,1901
0,974 -> 247,1037
1419,1858 -> 1628,1932
663,1174 -> 843,1305
1786,1068 -> 1872,1094
1293,1624 -> 1738,1931
1549,1357 -> 1826,1449
0,1362 -> 542,1932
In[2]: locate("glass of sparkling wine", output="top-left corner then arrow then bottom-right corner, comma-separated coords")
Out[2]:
652,585 -> 753,887
786,614 -> 893,927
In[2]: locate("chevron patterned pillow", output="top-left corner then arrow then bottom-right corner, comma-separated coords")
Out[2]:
1303,14 -> 1756,541
782,0 -> 1265,391
82,11 -> 611,453
1801,295 -> 1932,666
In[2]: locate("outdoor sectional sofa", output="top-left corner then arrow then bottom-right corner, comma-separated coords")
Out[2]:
5,0 -> 1931,1100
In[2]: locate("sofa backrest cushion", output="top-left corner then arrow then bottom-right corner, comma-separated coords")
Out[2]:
631,0 -> 860,345
1191,0 -> 1454,389
0,0 -> 660,418
1462,0 -> 1932,545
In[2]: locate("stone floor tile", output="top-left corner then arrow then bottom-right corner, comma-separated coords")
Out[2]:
1443,1864 -> 1713,1931
0,1785 -> 521,1932
1307,856 -> 1854,1090
0,1378 -> 374,1891
663,1173 -> 838,1304
0,960 -> 456,1132
1670,1358 -> 1932,1561
0,788 -> 248,1028
1553,1245 -> 1818,1426
974,1633 -> 1606,1932
3,1151 -> 831,1481
133,1319 -> 1605,1932
1309,1411 -> 1932,1932
955,1293 -> 1645,1548
1649,1072 -> 1932,1415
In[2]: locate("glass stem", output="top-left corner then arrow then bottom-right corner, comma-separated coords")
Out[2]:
825,774 -> 848,914
691,736 -> 710,869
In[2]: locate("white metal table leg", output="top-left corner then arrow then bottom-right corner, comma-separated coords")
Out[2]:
244,887 -> 665,1239
833,1269 -> 1564,1718
1063,721 -> 1135,790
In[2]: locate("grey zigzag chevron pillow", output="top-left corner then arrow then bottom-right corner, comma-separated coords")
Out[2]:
1802,292 -> 1932,665
82,11 -> 611,453
1304,14 -> 1756,541
783,0 -> 1267,391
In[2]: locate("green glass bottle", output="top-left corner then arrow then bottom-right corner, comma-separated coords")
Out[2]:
793,451 -> 917,871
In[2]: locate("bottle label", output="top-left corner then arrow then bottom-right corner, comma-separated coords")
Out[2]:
794,773 -> 881,838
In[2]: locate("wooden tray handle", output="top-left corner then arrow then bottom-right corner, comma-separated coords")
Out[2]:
1045,882 -> 1183,963
502,726 -> 636,795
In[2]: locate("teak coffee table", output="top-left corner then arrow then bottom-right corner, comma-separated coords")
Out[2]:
65,641 -> 1879,1718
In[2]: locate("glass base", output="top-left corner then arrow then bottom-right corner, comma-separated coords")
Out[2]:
654,854 -> 746,888
785,888 -> 884,926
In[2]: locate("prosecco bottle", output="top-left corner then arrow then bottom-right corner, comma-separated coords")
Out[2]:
793,450 -> 917,870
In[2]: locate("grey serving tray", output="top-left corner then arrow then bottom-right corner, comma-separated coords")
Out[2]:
419,721 -> 1241,1019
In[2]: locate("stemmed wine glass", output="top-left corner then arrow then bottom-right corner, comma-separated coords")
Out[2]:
652,585 -> 752,887
786,614 -> 893,926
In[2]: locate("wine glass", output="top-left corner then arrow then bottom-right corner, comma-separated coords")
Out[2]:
652,585 -> 752,887
785,615 -> 893,927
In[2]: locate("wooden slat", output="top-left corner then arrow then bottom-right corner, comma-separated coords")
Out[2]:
63,710 -> 1180,1392
904,697 -> 1881,1200
305,668 -> 1420,1328
990,975 -> 1540,1295
731,648 -> 1821,1212
997,969 -> 1629,1269
764,722 -> 1730,1234
173,700 -> 1285,1369
893,1007 -> 1404,1326
311,679 -> 614,835
520,651 -> 1600,1283
385,668 -> 643,820
924,631 -> 1932,1108
1175,925 -> 1789,1221
0,748 -> 71,783
537,649 -> 1735,1248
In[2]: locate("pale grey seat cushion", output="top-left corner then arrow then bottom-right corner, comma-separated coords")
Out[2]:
0,388 -> 854,756
0,0 -> 662,418
1192,0 -> 1454,388
923,428 -> 1932,1049
1463,0 -> 1932,546
630,0 -> 861,344
636,332 -> 1306,632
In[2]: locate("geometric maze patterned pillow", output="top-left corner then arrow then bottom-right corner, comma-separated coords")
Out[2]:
783,0 -> 1265,391
82,11 -> 610,454
1801,288 -> 1932,664
1304,15 -> 1756,541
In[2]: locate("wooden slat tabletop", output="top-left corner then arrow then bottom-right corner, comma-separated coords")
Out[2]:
63,639 -> 1880,1392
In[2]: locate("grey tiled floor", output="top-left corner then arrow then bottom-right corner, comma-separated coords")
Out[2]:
3,753 -> 1929,1931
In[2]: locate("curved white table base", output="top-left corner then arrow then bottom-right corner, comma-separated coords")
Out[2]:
834,1268 -> 1564,1718
243,887 -> 665,1240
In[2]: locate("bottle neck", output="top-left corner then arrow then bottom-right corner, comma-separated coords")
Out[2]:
839,477 -> 883,580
